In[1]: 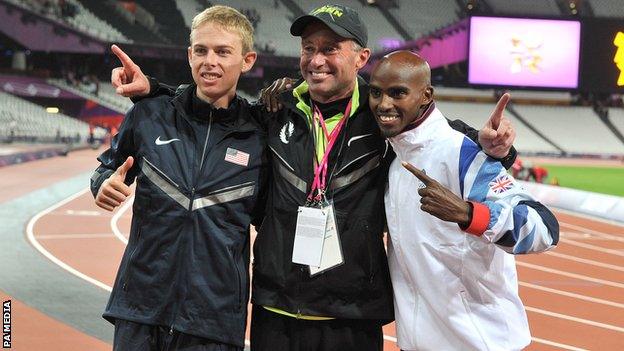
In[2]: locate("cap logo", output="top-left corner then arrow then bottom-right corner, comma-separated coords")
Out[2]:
311,5 -> 343,20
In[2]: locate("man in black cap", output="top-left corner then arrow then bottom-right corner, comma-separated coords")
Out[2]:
251,4 -> 514,351
109,4 -> 517,350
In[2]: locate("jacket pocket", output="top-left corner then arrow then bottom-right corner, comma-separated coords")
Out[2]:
364,221 -> 377,284
121,226 -> 142,291
459,290 -> 491,351
234,253 -> 245,312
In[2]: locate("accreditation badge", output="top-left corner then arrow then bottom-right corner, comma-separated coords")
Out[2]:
309,201 -> 344,276
292,206 -> 328,267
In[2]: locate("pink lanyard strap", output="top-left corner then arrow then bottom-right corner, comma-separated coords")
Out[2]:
307,100 -> 353,201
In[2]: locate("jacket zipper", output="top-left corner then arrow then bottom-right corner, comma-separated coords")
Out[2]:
198,111 -> 213,176
231,247 -> 245,311
169,111 -> 213,335
122,226 -> 141,291
189,111 -> 213,211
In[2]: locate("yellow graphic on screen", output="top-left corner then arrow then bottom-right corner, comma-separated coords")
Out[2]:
614,32 -> 624,86
510,35 -> 543,74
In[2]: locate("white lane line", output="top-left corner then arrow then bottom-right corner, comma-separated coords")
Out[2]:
64,209 -> 105,216
525,306 -> 624,333
544,251 -> 624,272
531,337 -> 588,351
560,231 -> 611,241
560,221 -> 624,241
380,324 -> 578,350
519,282 -> 624,309
554,208 -> 624,228
26,188 -> 113,292
517,262 -> 624,289
27,187 -> 390,350
26,196 -> 605,350
37,233 -> 116,239
559,238 -> 624,257
45,210 -> 105,217
111,196 -> 134,245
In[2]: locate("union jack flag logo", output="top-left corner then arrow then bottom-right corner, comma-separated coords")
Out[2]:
489,174 -> 514,194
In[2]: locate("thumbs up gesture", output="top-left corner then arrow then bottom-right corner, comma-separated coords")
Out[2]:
478,93 -> 516,159
95,156 -> 134,211
402,162 -> 471,226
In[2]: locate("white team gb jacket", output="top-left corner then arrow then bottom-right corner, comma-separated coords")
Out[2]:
385,107 -> 559,351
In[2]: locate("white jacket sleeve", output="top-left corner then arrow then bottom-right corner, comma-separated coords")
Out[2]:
458,138 -> 559,254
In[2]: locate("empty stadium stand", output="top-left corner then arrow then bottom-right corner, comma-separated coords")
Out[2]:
0,92 -> 107,144
514,104 -> 624,155
487,0 -> 562,16
175,0 -> 204,29
3,0 -> 130,43
61,0 -> 130,43
47,79 -> 133,114
609,108 -> 624,139
79,0 -> 170,44
435,100 -> 561,155
591,0 -> 624,18
389,0 -> 460,40
134,0 -> 189,45
189,0 -> 300,57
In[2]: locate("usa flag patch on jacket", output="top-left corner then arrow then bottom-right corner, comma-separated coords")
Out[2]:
225,148 -> 249,167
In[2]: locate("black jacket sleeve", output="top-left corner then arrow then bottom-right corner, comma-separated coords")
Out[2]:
129,76 -> 179,103
90,105 -> 141,197
446,118 -> 517,169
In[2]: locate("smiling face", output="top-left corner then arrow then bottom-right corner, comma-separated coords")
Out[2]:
188,22 -> 256,108
369,51 -> 433,138
299,21 -> 370,103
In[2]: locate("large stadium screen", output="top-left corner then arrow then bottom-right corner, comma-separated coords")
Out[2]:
468,16 -> 581,89
579,18 -> 624,93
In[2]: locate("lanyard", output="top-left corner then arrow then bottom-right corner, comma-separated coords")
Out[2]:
307,99 -> 352,202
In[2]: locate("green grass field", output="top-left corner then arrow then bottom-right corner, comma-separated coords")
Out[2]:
540,164 -> 624,197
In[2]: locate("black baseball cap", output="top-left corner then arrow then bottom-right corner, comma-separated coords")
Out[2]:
290,4 -> 368,47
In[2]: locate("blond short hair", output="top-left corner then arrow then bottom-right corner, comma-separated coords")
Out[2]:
190,5 -> 254,53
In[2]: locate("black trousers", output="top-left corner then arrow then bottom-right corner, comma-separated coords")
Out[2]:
113,319 -> 243,351
250,304 -> 383,351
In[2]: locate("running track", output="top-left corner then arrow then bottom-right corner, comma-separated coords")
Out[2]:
1,149 -> 623,350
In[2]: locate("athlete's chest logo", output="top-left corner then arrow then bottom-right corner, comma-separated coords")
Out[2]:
155,136 -> 180,145
280,121 -> 294,144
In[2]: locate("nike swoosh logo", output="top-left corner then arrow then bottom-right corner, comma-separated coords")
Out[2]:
155,136 -> 181,145
347,134 -> 372,147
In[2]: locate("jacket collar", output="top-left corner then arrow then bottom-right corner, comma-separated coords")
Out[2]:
171,84 -> 257,132
280,76 -> 369,121
388,104 -> 447,160
400,101 -> 436,133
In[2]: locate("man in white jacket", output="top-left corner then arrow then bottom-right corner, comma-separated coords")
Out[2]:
369,51 -> 559,351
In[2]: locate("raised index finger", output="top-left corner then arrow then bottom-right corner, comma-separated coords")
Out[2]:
111,44 -> 135,70
489,93 -> 510,129
402,162 -> 434,185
